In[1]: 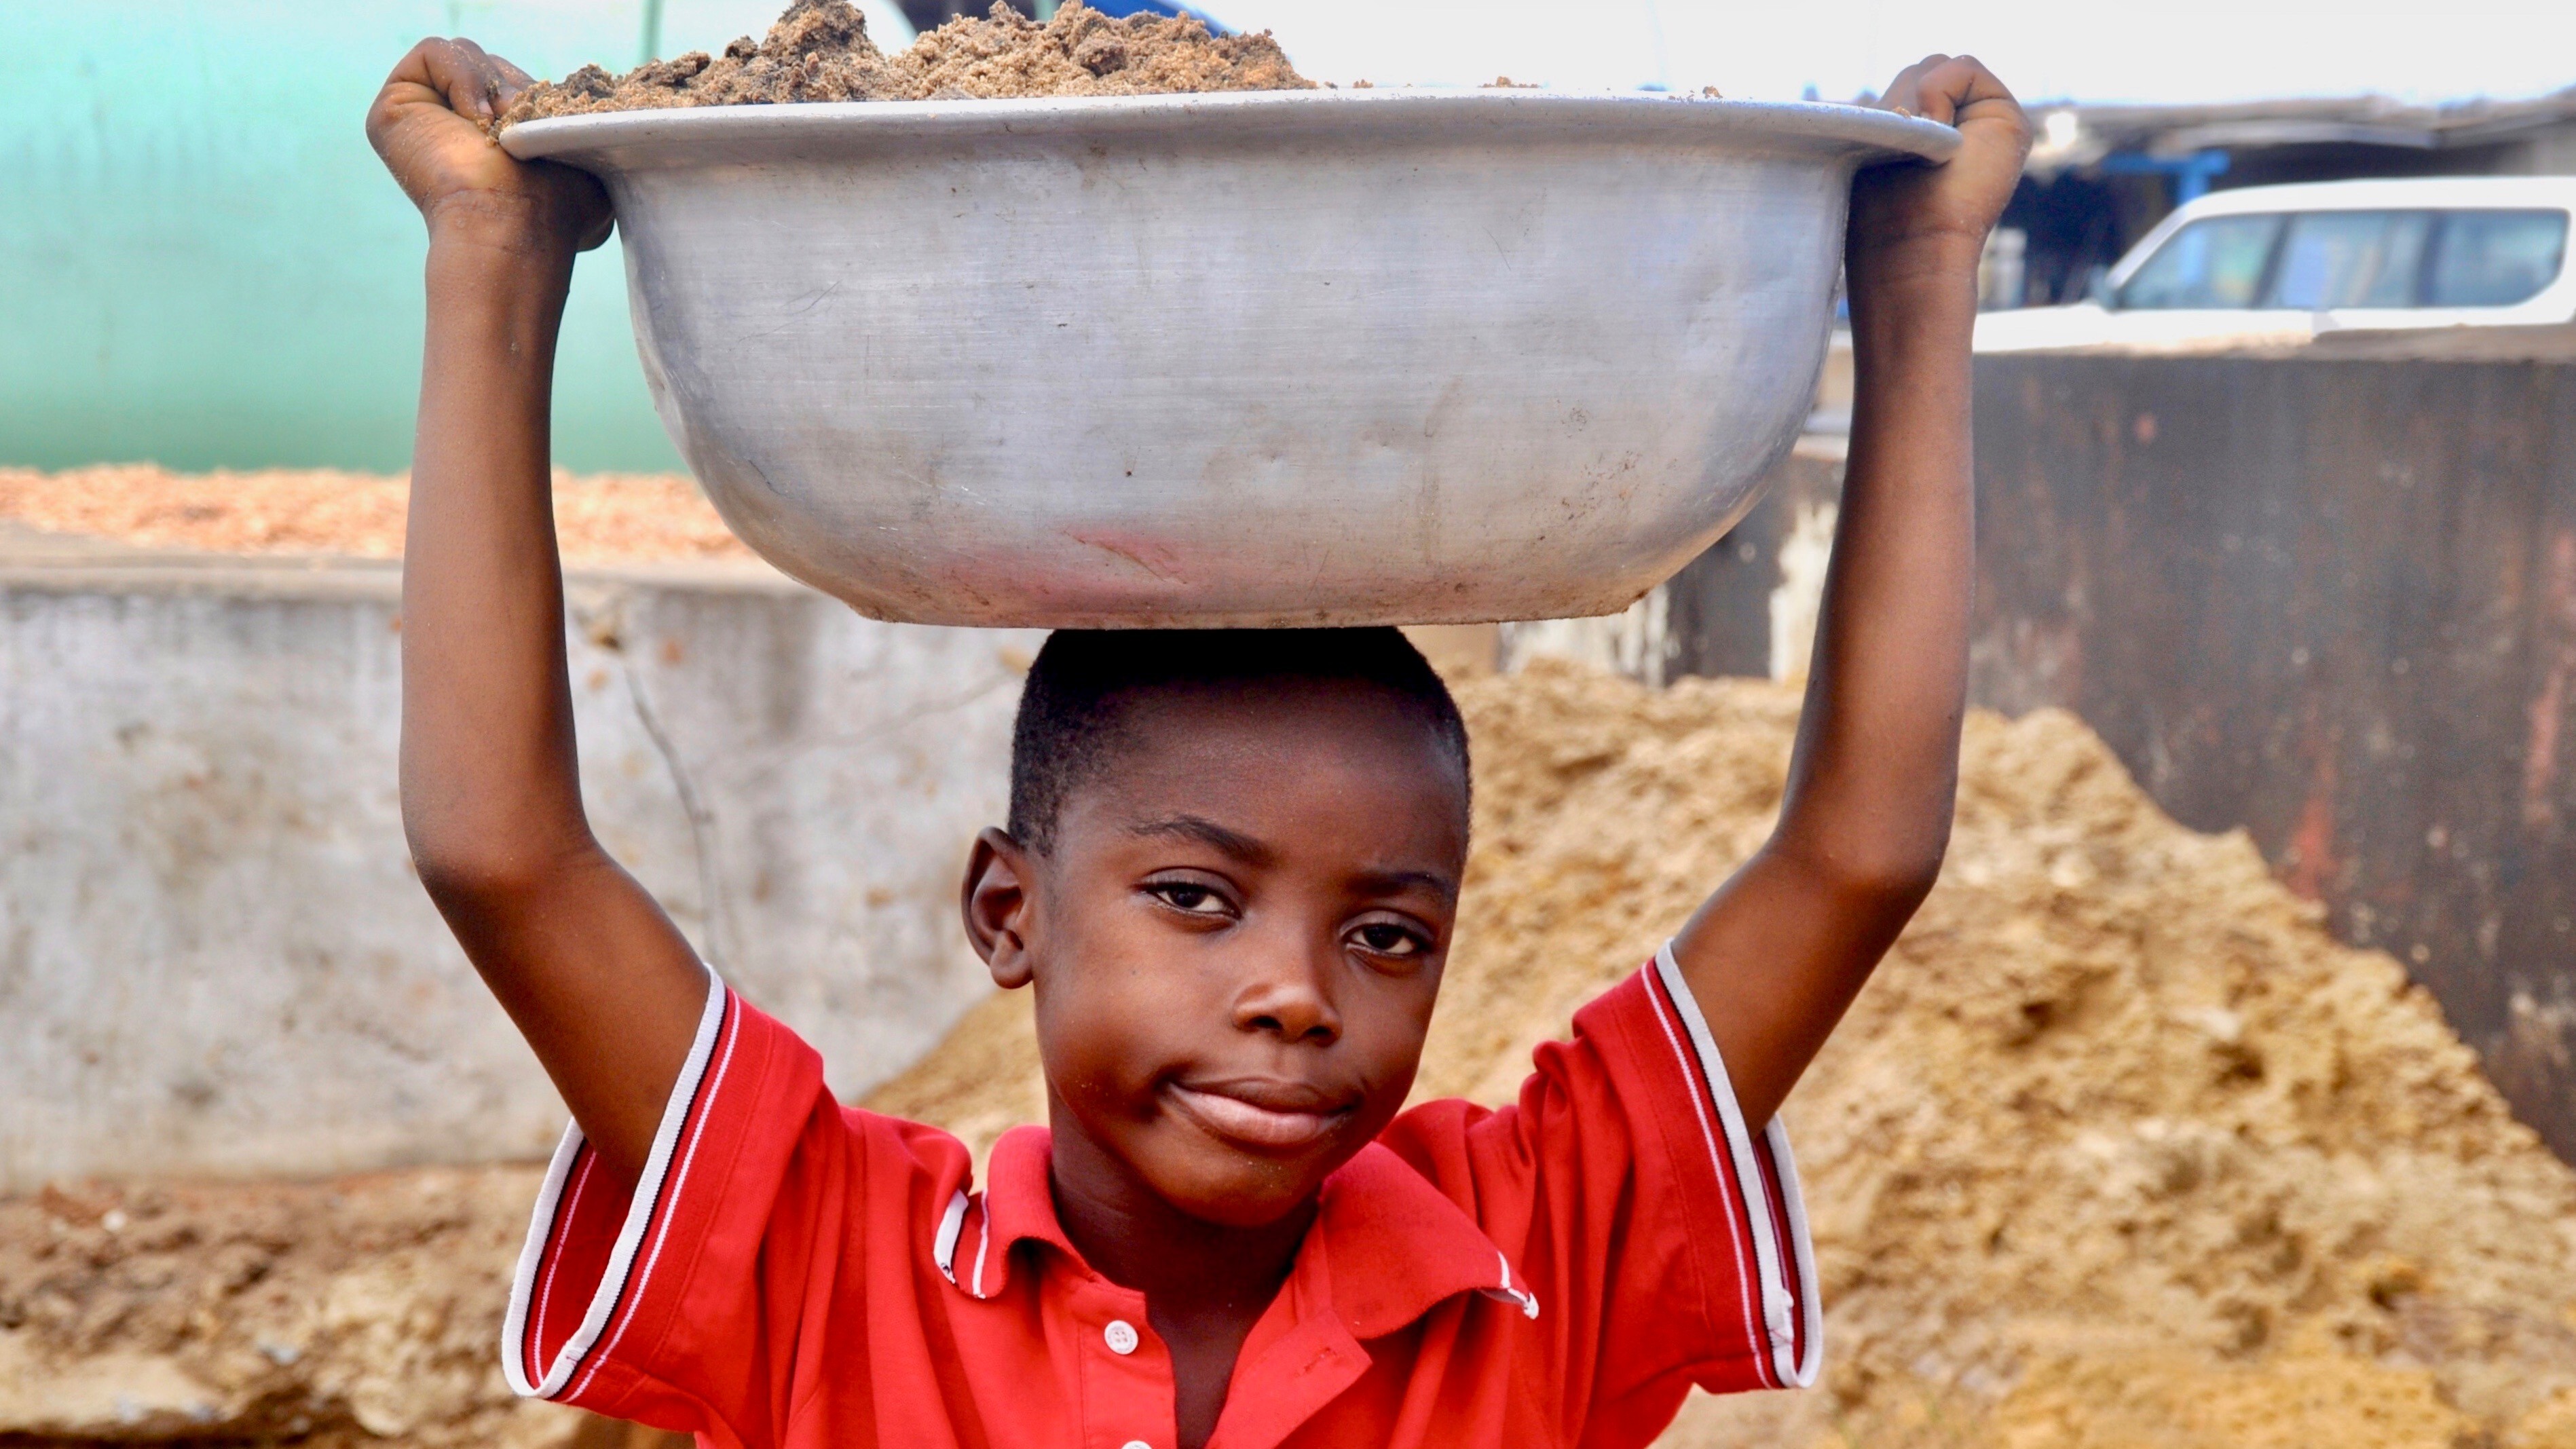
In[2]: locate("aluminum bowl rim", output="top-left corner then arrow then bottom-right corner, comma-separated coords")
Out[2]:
500,87 -> 1960,166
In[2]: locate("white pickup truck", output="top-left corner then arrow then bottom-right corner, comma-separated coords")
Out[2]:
1974,175 -> 2576,352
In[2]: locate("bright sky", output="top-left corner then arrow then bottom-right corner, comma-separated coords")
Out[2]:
1196,0 -> 2576,107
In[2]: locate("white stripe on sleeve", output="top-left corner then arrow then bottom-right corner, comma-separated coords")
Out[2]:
1653,942 -> 1823,1389
502,967 -> 732,1401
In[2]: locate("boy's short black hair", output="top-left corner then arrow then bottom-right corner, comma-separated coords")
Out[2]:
1007,627 -> 1470,855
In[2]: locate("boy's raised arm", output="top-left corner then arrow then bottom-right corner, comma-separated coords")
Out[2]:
1670,57 -> 2031,1127
369,39 -> 713,1189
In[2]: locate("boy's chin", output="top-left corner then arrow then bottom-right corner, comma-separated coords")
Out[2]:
1132,1133 -> 1349,1229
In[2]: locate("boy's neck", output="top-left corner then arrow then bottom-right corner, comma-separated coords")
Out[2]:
1045,1121 -> 1316,1317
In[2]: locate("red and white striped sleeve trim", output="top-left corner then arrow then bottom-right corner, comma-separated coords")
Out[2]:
1642,942 -> 1823,1389
501,968 -> 739,1401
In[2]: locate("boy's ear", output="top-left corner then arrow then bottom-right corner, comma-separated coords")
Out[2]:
961,826 -> 1037,990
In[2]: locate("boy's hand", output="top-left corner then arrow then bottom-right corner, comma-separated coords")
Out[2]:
1850,55 -> 2032,265
366,38 -> 610,252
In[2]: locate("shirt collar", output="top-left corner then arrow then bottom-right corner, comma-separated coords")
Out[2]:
954,1125 -> 1537,1336
967,1125 -> 1075,1297
1311,1140 -> 1541,1336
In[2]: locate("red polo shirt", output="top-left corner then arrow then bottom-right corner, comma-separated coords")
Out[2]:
501,946 -> 1818,1448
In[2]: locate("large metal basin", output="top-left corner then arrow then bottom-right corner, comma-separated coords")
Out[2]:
504,91 -> 1954,626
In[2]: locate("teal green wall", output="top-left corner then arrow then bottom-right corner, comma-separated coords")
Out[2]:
3,1 -> 890,474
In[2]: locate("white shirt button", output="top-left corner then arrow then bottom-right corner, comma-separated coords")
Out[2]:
1104,1319 -> 1140,1355
1121,1442 -> 1151,1449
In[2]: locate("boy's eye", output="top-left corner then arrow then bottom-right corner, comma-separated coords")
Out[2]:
1351,922 -> 1425,957
1149,882 -> 1231,916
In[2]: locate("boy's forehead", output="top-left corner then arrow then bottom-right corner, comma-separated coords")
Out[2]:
1065,679 -> 1470,850
1109,675 -> 1459,774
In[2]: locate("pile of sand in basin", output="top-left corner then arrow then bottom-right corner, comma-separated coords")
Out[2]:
0,465 -> 746,564
499,0 -> 1309,126
7,664 -> 2574,1447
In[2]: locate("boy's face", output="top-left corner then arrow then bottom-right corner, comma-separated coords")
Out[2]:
963,679 -> 1468,1229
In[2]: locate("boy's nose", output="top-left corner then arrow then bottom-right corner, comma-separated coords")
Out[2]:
1232,943 -> 1342,1047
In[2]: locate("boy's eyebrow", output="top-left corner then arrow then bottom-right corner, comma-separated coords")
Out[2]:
1349,867 -> 1461,906
1127,815 -> 1461,903
1125,814 -> 1278,866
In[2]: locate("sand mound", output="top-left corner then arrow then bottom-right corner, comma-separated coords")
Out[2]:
500,0 -> 1310,126
0,1169 -> 572,1446
0,465 -> 746,564
867,660 -> 2576,1448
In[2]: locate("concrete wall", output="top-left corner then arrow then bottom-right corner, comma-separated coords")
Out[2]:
0,535 -> 1032,1190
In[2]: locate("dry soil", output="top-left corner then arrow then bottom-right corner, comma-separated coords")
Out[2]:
0,1169 -> 565,1446
0,465 -> 746,564
499,0 -> 1309,126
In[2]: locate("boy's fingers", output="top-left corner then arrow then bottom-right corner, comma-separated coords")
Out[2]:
436,39 -> 544,121
487,54 -> 538,90
1899,54 -> 1962,124
1877,60 -> 1925,117
1880,54 -> 1948,119
491,56 -> 538,111
447,41 -> 542,119
368,39 -> 472,163
448,37 -> 508,86
372,36 -> 546,136
374,39 -> 449,116
1930,56 -> 2032,166
1922,54 -> 2022,130
392,37 -> 500,124
1875,54 -> 2030,182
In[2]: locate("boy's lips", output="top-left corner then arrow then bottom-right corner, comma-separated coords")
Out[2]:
1164,1081 -> 1356,1150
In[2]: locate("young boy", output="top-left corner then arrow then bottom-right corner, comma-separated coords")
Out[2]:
367,40 -> 2028,1449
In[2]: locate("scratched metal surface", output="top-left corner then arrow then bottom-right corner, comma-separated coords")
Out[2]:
1968,345 -> 2576,1162
505,92 -> 1954,627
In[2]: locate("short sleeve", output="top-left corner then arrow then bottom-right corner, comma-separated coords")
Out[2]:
497,975 -> 965,1441
1380,945 -> 1819,1435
